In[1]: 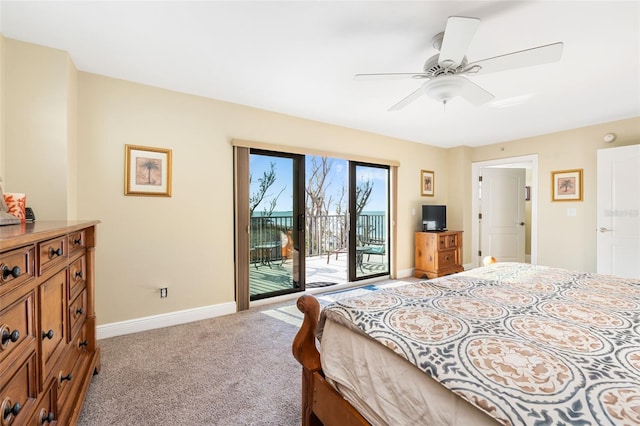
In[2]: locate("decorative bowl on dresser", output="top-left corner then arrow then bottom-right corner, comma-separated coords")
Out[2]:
1,221 -> 100,425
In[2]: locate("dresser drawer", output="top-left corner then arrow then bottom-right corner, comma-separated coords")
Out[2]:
68,255 -> 86,302
26,379 -> 56,426
55,346 -> 86,417
70,323 -> 90,358
0,351 -> 38,426
39,270 -> 67,385
37,237 -> 67,276
68,230 -> 86,258
437,249 -> 458,269
0,291 -> 36,368
68,289 -> 87,342
0,245 -> 35,298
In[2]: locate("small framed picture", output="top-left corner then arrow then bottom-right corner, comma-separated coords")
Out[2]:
551,169 -> 582,202
125,145 -> 172,196
420,170 -> 434,197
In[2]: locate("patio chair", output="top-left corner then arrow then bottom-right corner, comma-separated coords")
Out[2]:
281,230 -> 293,264
361,239 -> 386,262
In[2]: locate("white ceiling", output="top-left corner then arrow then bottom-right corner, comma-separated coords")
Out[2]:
1,1 -> 639,148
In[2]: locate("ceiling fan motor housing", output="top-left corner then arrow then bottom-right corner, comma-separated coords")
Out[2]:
422,54 -> 467,77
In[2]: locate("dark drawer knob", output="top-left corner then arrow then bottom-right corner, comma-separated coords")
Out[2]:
3,401 -> 21,419
75,307 -> 84,315
42,329 -> 54,340
48,247 -> 63,258
60,373 -> 72,383
41,411 -> 54,424
1,265 -> 21,280
78,340 -> 88,348
2,329 -> 20,345
73,237 -> 82,246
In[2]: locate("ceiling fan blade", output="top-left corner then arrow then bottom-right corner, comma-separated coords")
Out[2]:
464,42 -> 564,75
456,76 -> 495,106
388,87 -> 424,111
354,72 -> 430,81
438,16 -> 480,68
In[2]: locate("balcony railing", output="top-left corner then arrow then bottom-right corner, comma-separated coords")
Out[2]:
250,213 -> 386,260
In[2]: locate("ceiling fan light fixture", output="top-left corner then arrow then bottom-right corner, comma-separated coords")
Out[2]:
422,75 -> 461,104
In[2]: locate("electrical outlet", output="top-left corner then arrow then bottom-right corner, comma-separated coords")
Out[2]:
160,287 -> 168,298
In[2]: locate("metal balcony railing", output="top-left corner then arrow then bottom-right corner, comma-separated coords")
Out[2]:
250,213 -> 386,260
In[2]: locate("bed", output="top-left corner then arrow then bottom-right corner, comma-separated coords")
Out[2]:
291,262 -> 640,426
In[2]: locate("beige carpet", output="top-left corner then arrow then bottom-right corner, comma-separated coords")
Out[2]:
78,301 -> 302,425
79,279 -> 417,425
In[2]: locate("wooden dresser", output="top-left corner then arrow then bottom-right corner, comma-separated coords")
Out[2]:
414,230 -> 463,279
1,221 -> 100,425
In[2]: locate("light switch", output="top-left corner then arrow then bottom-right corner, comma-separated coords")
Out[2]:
567,208 -> 577,217
411,208 -> 416,216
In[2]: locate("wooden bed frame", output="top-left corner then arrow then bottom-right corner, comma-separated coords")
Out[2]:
291,295 -> 371,426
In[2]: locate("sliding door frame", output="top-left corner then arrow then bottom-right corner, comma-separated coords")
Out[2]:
249,148 -> 306,301
348,161 -> 391,282
233,139 -> 398,311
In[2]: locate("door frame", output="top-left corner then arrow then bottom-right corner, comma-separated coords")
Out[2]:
348,161 -> 391,282
471,154 -> 538,267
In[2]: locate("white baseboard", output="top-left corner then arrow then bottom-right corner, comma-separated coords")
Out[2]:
397,268 -> 414,279
96,302 -> 236,340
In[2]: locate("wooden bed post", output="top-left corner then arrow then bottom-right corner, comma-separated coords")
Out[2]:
292,295 -> 323,426
292,295 -> 371,426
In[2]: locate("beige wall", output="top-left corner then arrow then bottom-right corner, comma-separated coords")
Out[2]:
75,72 -> 447,324
2,36 -> 639,325
465,118 -> 640,272
1,36 -> 4,178
3,39 -> 71,219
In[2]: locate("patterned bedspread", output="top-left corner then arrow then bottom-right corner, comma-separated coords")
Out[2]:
318,263 -> 640,425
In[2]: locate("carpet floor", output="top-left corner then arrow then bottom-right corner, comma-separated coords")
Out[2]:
78,279 -> 414,425
78,301 -> 302,425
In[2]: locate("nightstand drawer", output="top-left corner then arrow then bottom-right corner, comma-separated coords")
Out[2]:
437,249 -> 457,269
438,234 -> 458,249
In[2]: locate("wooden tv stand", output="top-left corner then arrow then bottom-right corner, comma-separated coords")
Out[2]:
414,230 -> 463,279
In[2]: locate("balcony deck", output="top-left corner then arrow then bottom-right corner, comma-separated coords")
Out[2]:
249,252 -> 388,297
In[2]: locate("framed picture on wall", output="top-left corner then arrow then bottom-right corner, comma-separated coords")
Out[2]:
420,170 -> 434,196
551,169 -> 582,202
125,145 -> 172,196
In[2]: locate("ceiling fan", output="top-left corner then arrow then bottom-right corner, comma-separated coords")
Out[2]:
355,16 -> 563,110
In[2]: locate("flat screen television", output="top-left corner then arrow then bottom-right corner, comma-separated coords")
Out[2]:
422,205 -> 447,231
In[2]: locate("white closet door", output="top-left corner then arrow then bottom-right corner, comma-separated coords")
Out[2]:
597,144 -> 640,278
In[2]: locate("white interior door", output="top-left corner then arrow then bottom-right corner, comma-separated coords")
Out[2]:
480,168 -> 526,263
597,144 -> 640,278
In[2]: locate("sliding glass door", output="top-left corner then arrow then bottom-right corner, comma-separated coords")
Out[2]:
349,162 -> 390,281
235,147 -> 392,308
305,156 -> 349,287
249,150 -> 305,300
